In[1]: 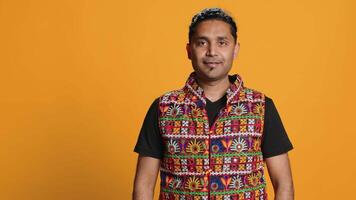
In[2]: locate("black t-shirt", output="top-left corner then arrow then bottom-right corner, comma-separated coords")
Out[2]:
134,95 -> 293,160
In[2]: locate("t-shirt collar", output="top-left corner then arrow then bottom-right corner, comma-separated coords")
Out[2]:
183,71 -> 244,106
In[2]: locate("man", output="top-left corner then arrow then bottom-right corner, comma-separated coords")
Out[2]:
133,8 -> 294,200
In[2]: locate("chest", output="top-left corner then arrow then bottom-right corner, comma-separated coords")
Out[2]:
158,100 -> 265,152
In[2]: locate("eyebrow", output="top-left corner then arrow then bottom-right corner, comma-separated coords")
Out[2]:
194,36 -> 209,41
217,36 -> 229,40
194,36 -> 229,41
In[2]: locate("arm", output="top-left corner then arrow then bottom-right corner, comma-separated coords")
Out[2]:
265,153 -> 294,200
133,155 -> 161,200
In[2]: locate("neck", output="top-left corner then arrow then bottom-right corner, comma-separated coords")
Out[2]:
196,75 -> 230,102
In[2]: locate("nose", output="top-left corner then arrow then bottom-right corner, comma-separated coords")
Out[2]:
206,43 -> 217,57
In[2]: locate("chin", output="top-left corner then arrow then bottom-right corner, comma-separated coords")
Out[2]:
201,71 -> 225,81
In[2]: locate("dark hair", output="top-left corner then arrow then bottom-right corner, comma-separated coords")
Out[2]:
188,8 -> 238,43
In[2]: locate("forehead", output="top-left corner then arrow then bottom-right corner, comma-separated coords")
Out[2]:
192,19 -> 233,40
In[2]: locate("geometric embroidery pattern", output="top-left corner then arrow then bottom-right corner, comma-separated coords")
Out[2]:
158,72 -> 267,200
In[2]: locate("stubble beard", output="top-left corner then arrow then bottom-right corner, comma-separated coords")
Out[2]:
193,63 -> 231,83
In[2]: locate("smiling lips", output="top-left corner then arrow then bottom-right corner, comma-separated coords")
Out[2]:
203,61 -> 222,67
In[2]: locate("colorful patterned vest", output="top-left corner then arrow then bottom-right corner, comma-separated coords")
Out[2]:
158,72 -> 267,200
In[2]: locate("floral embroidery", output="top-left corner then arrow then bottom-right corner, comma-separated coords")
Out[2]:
185,177 -> 202,191
231,103 -> 248,115
186,139 -> 204,154
229,176 -> 243,189
247,172 -> 262,187
167,139 -> 180,154
230,138 -> 247,152
158,72 -> 267,199
167,104 -> 182,117
253,103 -> 264,115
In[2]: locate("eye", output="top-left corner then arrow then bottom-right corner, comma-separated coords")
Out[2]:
197,40 -> 207,46
218,40 -> 228,46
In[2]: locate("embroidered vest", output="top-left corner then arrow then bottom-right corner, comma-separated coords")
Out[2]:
158,72 -> 267,200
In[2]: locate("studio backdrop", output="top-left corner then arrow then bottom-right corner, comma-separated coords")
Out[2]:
0,0 -> 355,199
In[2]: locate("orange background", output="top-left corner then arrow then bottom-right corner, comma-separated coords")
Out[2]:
1,0 -> 355,199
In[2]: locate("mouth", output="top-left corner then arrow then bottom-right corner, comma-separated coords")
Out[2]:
203,61 -> 223,67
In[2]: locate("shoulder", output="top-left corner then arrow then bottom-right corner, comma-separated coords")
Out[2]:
159,88 -> 185,98
264,95 -> 272,104
240,86 -> 268,102
263,95 -> 282,119
157,88 -> 186,104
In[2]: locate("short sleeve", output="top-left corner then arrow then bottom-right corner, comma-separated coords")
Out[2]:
133,98 -> 164,159
261,96 -> 294,159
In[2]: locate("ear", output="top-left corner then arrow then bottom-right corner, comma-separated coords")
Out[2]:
233,42 -> 240,58
186,43 -> 192,60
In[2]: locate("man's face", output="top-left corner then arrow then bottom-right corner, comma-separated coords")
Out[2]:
187,19 -> 239,82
